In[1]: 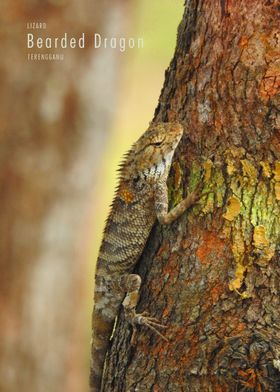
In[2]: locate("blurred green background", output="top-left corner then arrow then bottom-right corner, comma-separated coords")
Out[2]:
0,1 -> 183,391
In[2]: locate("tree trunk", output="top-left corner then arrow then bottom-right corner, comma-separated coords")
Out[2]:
103,1 -> 280,391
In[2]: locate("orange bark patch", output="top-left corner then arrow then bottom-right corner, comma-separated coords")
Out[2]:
239,36 -> 249,47
147,337 -> 168,360
187,334 -> 199,361
162,254 -> 179,283
196,232 -> 225,265
162,297 -> 175,318
210,284 -> 224,304
175,333 -> 200,369
172,325 -> 187,342
235,322 -> 246,333
214,384 -> 224,392
238,368 -> 257,388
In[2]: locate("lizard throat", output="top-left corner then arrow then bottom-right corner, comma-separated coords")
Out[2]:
143,151 -> 173,180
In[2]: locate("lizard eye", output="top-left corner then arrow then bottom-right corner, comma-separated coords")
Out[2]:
151,135 -> 166,147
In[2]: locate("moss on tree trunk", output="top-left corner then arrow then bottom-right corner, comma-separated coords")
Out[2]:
103,1 -> 280,390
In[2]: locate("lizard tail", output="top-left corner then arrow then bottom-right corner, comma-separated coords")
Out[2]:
89,296 -> 115,391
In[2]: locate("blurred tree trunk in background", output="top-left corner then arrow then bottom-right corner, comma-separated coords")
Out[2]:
0,1 -> 130,391
104,1 -> 280,391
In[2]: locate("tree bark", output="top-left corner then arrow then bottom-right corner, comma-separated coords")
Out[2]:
103,1 -> 280,391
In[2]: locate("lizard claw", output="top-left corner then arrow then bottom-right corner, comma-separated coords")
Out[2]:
131,313 -> 168,343
191,182 -> 211,205
139,311 -> 150,317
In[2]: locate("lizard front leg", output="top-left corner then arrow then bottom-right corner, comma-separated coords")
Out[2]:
155,180 -> 203,225
117,274 -> 167,342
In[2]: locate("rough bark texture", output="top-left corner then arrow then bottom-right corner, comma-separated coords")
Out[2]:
0,1 -> 129,391
103,1 -> 280,391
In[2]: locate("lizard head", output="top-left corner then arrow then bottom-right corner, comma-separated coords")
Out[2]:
122,122 -> 184,181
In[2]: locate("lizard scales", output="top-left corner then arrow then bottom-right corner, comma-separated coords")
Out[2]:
90,122 -> 200,391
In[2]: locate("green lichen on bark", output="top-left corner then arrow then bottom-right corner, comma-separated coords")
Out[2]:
168,161 -> 184,208
196,148 -> 280,297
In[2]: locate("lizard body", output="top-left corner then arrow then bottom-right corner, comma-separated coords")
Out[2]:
90,122 -> 201,391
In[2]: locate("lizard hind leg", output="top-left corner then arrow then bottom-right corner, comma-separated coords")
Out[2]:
118,273 -> 168,343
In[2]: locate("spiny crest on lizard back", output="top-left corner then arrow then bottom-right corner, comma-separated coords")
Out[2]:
119,122 -> 184,182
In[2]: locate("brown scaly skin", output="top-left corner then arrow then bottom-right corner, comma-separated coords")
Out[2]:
90,122 -> 203,391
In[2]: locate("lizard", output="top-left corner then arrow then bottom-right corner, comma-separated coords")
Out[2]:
90,122 -> 204,391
